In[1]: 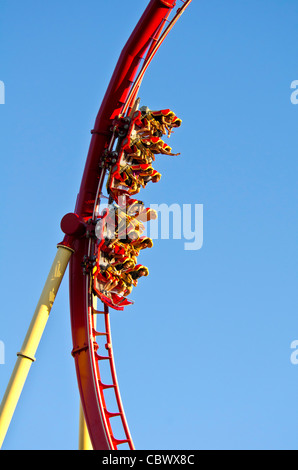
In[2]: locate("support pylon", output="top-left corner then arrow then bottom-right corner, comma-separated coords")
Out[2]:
77,295 -> 97,451
79,404 -> 93,450
0,245 -> 73,449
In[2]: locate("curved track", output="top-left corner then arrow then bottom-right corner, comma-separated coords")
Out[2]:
61,0 -> 192,450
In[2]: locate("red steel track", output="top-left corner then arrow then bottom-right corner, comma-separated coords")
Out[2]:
60,0 -> 192,450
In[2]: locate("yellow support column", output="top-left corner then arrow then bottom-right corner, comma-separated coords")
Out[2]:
0,245 -> 73,449
78,294 -> 97,451
79,404 -> 93,451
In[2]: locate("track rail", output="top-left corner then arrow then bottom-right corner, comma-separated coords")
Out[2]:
124,0 -> 193,115
62,0 -> 192,450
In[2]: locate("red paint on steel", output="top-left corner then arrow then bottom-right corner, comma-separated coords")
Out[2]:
75,0 -> 177,220
60,213 -> 86,237
63,0 -> 192,450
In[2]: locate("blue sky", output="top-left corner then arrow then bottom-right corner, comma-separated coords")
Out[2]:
0,0 -> 297,450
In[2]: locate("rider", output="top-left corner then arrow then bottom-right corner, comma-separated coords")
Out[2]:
142,135 -> 180,156
138,107 -> 182,138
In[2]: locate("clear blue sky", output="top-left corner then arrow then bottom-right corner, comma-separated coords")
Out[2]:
0,0 -> 297,450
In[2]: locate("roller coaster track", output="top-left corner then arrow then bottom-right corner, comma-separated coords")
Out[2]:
60,0 -> 192,450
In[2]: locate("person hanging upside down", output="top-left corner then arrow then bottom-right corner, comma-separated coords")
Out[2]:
123,140 -> 155,165
109,163 -> 162,197
140,169 -> 161,187
150,109 -> 182,138
142,136 -> 180,156
109,257 -> 137,275
129,265 -> 149,281
129,237 -> 153,258
115,196 -> 157,223
138,107 -> 182,138
94,265 -> 132,298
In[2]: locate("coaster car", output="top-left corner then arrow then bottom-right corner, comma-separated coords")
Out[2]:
142,136 -> 180,156
93,104 -> 182,311
139,107 -> 182,138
